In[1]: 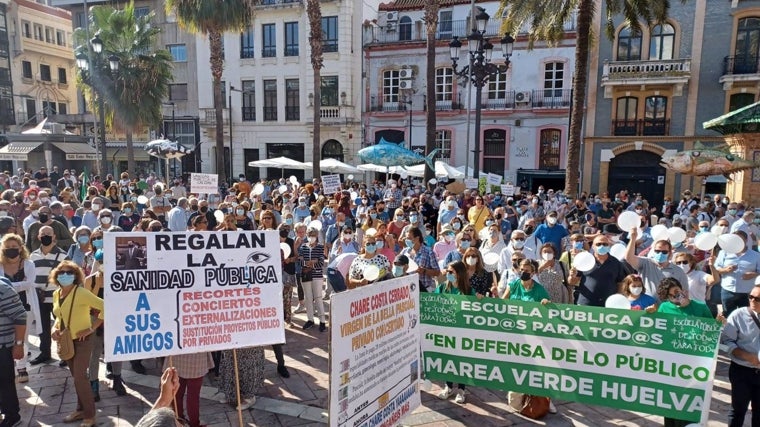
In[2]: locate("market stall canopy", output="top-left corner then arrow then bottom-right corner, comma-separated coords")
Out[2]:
304,158 -> 362,174
21,118 -> 75,135
703,101 -> 760,135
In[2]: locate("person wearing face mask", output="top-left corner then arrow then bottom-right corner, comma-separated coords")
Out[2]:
462,247 -> 493,298
621,274 -> 657,312
438,197 -> 459,234
433,225 -> 457,267
28,226 -> 68,366
674,253 -> 719,312
187,200 -> 217,231
497,230 -> 536,275
479,223 -> 506,273
400,209 -> 426,241
714,230 -> 760,317
435,260 -> 471,404
722,203 -> 740,228
567,235 -> 628,306
533,210 -> 569,255
25,205 -> 74,252
22,201 -> 41,239
232,204 -> 255,231
293,197 -> 311,224
388,209 -> 407,240
535,243 -> 570,304
0,233 -> 38,384
93,210 -> 122,234
166,198 -> 189,232
67,227 -> 93,276
51,261 -> 103,427
467,194 -> 491,234
82,197 -> 104,230
299,228 -> 327,331
328,226 -> 360,264
324,212 -> 346,256
400,227 -> 440,292
347,234 -> 391,288
117,202 -> 141,232
626,228 -> 689,299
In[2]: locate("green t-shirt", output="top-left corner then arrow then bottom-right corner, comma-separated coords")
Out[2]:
508,280 -> 551,302
657,300 -> 713,319
435,283 -> 462,295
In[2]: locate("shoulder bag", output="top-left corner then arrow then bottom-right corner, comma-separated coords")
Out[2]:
56,287 -> 78,361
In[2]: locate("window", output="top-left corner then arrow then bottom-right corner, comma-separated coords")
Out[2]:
22,21 -> 30,38
399,16 -> 412,41
73,13 -> 86,30
729,93 -> 756,112
614,97 -> 638,136
57,103 -> 67,115
438,10 -> 453,38
435,68 -> 453,109
168,44 -> 186,61
262,23 -> 276,57
242,80 -> 255,121
435,130 -> 452,160
169,84 -> 188,101
42,101 -> 56,116
320,76 -> 339,106
383,70 -> 401,104
263,80 -> 277,121
134,7 -> 150,20
616,26 -> 642,61
322,16 -> 338,52
241,27 -> 254,58
734,18 -> 760,74
58,68 -> 67,84
25,99 -> 36,123
650,24 -> 674,60
284,22 -> 298,56
543,62 -> 564,97
45,27 -> 54,43
56,30 -> 66,46
285,79 -> 299,121
22,61 -> 32,79
539,129 -> 561,169
34,24 -> 43,41
488,69 -> 508,100
39,64 -> 51,81
644,96 -> 667,135
482,129 -> 506,175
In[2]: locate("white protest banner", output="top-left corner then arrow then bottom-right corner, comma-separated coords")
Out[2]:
513,186 -> 521,195
464,178 -> 479,189
329,275 -> 421,427
103,231 -> 285,362
500,184 -> 514,196
190,173 -> 219,194
486,173 -> 502,186
322,174 -> 342,195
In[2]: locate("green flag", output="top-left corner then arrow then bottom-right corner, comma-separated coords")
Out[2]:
80,167 -> 88,201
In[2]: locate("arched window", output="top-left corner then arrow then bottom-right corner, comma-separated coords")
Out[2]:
734,17 -> 760,73
617,26 -> 642,61
321,139 -> 344,162
649,23 -> 675,60
399,16 -> 412,41
539,129 -> 561,170
614,97 -> 638,136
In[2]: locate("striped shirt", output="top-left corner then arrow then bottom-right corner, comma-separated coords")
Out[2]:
299,243 -> 325,280
30,246 -> 68,303
0,277 -> 27,348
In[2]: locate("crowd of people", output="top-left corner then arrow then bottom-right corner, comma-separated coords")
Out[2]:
0,165 -> 758,426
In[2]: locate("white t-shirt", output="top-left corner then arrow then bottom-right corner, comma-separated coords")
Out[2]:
686,269 -> 710,303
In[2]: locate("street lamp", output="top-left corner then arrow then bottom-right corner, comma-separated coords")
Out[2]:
449,10 -> 514,179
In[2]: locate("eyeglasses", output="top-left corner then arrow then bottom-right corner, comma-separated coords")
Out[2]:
653,250 -> 669,254
513,238 -> 525,242
460,239 -> 471,242
262,217 -> 273,220
749,295 -> 760,302
58,270 -> 75,274
595,243 -> 610,247
675,261 -> 689,265
446,270 -> 455,274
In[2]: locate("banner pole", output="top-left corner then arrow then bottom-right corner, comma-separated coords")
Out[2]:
233,349 -> 244,427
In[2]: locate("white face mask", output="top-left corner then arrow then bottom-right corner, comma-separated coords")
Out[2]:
513,240 -> 525,249
630,286 -> 643,296
541,252 -> 554,261
100,217 -> 112,225
466,256 -> 478,266
92,204 -> 101,211
308,236 -> 317,243
547,217 -> 557,225
678,263 -> 691,273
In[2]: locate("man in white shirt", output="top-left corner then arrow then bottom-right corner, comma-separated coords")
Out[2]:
167,198 -> 189,232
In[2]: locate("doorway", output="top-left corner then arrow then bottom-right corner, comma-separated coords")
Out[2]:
608,150 -> 666,206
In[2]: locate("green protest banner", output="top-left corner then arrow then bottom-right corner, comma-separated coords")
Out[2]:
420,294 -> 721,423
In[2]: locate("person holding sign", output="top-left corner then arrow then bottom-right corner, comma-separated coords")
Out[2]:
51,261 -> 103,427
163,352 -> 214,427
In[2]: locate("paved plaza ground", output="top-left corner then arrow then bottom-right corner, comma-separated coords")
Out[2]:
12,299 -> 747,426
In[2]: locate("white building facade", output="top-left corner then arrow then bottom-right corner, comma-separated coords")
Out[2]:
364,0 -> 577,189
194,0 -> 364,182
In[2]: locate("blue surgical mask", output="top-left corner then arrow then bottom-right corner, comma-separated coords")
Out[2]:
285,218 -> 293,225
653,251 -> 668,263
77,235 -> 90,245
404,239 -> 414,248
699,227 -> 708,233
57,273 -> 75,286
365,244 -> 376,253
92,239 -> 103,249
393,266 -> 405,277
460,240 -> 471,250
375,240 -> 384,249
573,241 -> 584,250
446,272 -> 456,283
410,215 -> 418,223
595,245 -> 610,256
370,213 -> 377,220
123,208 -> 132,215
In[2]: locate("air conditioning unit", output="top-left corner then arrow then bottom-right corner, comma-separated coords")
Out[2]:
515,91 -> 531,103
386,11 -> 398,22
399,68 -> 413,79
399,80 -> 413,90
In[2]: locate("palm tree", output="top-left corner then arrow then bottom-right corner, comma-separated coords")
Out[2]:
166,0 -> 254,184
500,0 -> 669,195
307,0 -> 323,180
423,0 -> 440,183
75,2 -> 173,175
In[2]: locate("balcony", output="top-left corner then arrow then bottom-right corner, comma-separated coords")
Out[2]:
369,98 -> 409,112
199,108 -> 229,126
601,59 -> 691,93
720,56 -> 760,90
531,89 -> 572,108
304,105 -> 355,125
612,119 -> 670,136
252,0 -> 302,9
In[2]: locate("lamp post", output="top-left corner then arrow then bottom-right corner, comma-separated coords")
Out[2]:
449,10 -> 514,179
229,85 -> 241,183
403,93 -> 413,148
76,34 -> 119,177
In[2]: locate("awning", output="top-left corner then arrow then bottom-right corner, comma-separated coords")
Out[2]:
0,142 -> 43,161
52,142 -> 98,160
703,101 -> 760,135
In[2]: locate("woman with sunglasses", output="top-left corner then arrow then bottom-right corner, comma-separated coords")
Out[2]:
436,260 -> 471,404
467,194 -> 491,234
347,234 -> 391,288
674,252 -> 719,313
51,261 -> 103,427
620,274 -> 657,312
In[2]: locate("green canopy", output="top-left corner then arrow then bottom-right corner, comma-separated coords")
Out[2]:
703,101 -> 760,135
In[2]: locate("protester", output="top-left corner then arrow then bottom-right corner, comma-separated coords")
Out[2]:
620,273 -> 657,312
436,260 -> 470,404
347,233 -> 391,288
535,243 -> 570,304
299,227 -> 326,331
0,275 -> 26,427
714,230 -> 760,316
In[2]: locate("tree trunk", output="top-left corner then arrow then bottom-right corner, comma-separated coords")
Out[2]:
312,69 -> 321,180
307,0 -> 323,181
564,0 -> 592,197
209,29 -> 227,184
423,0 -> 439,184
126,129 -> 135,178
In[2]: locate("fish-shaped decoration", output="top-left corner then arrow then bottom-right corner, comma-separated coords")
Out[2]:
660,143 -> 760,179
145,139 -> 194,159
358,138 -> 438,170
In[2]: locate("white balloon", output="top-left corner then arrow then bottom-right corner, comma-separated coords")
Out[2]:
280,242 -> 291,259
605,294 -> 632,310
484,252 -> 500,266
694,232 -> 718,251
278,185 -> 288,194
252,183 -> 264,196
308,220 -> 323,231
617,211 -> 640,233
289,175 -> 298,185
364,265 -> 380,282
407,259 -> 419,273
347,174 -> 354,180
650,224 -> 669,242
668,227 -> 687,244
213,210 -> 225,223
711,225 -> 723,236
572,251 -> 596,272
718,234 -> 745,254
429,178 -> 438,185
365,228 -> 377,236
350,191 -> 358,200
400,170 -> 408,179
137,195 -> 149,205
610,243 -> 627,261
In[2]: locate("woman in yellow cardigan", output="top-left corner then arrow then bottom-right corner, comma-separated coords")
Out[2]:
51,260 -> 103,427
